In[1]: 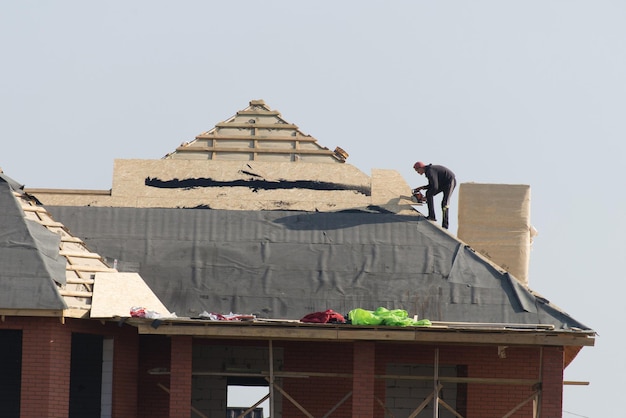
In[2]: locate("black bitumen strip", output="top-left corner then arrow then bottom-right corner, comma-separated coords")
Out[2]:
144,177 -> 371,196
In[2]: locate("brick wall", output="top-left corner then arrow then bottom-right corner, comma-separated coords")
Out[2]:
20,318 -> 72,418
0,318 -> 567,418
169,336 -> 193,418
138,335 -> 171,418
0,316 -> 140,418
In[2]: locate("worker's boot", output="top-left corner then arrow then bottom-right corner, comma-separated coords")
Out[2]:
441,206 -> 449,229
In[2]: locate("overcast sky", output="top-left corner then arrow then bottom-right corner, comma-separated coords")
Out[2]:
2,2 -> 624,416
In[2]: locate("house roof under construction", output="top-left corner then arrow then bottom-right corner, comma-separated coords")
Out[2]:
47,204 -> 591,334
4,100 -> 594,360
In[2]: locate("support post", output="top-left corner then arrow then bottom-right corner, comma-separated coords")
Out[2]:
269,339 -> 275,418
169,335 -> 193,418
434,348 -> 440,418
352,341 -> 376,417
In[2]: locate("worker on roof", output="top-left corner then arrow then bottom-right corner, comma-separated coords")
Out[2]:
413,162 -> 456,229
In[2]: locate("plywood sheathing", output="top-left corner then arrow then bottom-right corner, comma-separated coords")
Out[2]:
31,160 -> 418,214
457,183 -> 533,285
371,169 -> 422,215
110,159 -> 373,211
90,272 -> 170,319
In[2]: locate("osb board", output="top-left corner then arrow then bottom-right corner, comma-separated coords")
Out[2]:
30,161 -> 417,215
457,183 -> 531,285
371,169 -> 414,208
90,272 -> 171,319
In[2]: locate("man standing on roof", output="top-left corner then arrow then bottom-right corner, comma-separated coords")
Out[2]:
413,162 -> 456,229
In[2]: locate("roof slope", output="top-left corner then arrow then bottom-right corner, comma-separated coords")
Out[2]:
0,177 -> 66,310
47,205 -> 591,331
0,174 -> 117,316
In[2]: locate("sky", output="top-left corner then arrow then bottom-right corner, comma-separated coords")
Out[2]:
1,2 -> 624,417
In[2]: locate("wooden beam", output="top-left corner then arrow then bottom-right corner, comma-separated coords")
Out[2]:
266,379 -> 314,418
66,277 -> 95,285
157,383 -> 208,418
236,110 -> 281,116
24,188 -> 111,196
0,309 -> 64,317
66,265 -> 116,273
60,251 -> 102,259
195,134 -> 316,141
175,146 -> 333,155
564,380 -> 589,386
60,236 -> 84,243
133,322 -> 594,346
59,290 -> 93,298
216,122 -> 298,129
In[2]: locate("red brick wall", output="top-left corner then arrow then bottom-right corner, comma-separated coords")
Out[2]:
20,318 -> 72,418
137,335 -> 171,418
279,342 -> 559,418
169,336 -> 193,418
111,324 -> 139,418
0,316 -> 140,418
0,317 -> 567,418
352,341 -> 376,418
541,346 -> 564,418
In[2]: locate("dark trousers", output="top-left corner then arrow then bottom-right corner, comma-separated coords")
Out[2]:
426,179 -> 456,229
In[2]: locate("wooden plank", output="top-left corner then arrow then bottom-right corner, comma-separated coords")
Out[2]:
235,394 -> 269,418
431,321 -> 555,330
175,146 -> 333,155
157,383 -> 208,418
376,374 -> 539,386
21,206 -> 47,213
66,265 -> 116,273
564,380 -> 589,386
216,122 -> 298,129
502,391 -> 539,418
59,290 -> 92,298
60,236 -> 84,243
60,251 -> 102,259
236,110 -> 281,116
195,134 -> 317,141
62,308 -> 90,318
135,322 -> 594,346
321,391 -> 352,418
25,188 -> 111,195
266,379 -> 314,418
438,398 -> 465,418
408,384 -> 442,418
66,277 -> 95,285
0,309 -> 63,318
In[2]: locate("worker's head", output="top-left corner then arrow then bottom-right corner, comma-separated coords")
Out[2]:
413,161 -> 426,174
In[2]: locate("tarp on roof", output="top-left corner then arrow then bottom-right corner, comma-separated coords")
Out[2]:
48,206 -> 590,330
0,180 -> 67,310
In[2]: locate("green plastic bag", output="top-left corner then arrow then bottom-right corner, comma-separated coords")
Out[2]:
348,308 -> 385,325
348,307 -> 431,327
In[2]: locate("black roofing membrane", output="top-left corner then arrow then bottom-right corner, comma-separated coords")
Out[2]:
47,205 -> 590,330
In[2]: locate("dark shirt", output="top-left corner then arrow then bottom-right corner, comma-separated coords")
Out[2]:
424,164 -> 456,193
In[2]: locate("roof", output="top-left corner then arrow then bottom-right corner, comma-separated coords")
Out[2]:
164,99 -> 348,163
47,205 -> 592,333
0,174 -> 118,317
7,99 -> 594,357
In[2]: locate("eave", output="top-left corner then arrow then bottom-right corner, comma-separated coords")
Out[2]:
127,318 -> 595,347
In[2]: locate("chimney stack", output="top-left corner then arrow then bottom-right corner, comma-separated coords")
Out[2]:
457,183 -> 535,286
